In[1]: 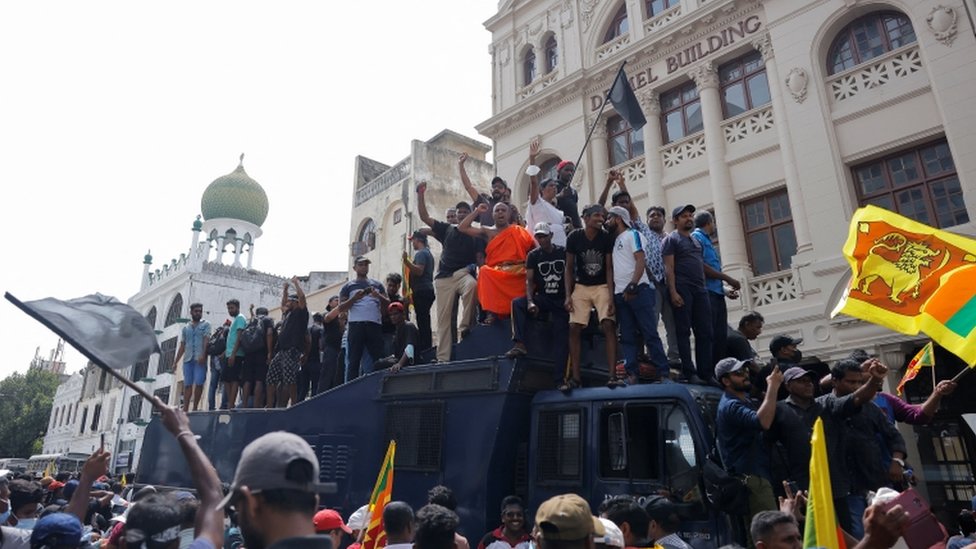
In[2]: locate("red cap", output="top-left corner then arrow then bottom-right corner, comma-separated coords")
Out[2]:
388,302 -> 405,313
48,480 -> 65,491
314,509 -> 352,534
556,160 -> 575,171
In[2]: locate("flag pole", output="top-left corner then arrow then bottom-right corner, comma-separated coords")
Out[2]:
950,365 -> 972,383
4,292 -> 158,405
567,60 -> 629,190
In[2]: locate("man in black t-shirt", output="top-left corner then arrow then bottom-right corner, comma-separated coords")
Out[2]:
506,222 -> 568,386
266,277 -> 309,408
374,302 -> 419,373
241,307 -> 274,409
417,181 -> 479,363
564,204 -> 617,390
297,313 -> 325,402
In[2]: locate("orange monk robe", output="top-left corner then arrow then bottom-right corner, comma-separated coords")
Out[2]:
478,225 -> 537,317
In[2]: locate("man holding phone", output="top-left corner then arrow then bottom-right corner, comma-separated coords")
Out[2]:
340,256 -> 389,380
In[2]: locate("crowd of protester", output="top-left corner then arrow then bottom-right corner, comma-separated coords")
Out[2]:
4,394 -> 973,549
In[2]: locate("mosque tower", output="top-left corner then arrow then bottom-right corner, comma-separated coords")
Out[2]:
198,153 -> 270,269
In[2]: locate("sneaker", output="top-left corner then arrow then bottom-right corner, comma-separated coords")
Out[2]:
505,343 -> 528,359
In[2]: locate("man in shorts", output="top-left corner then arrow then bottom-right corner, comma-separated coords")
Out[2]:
266,277 -> 309,408
173,302 -> 211,411
564,204 -> 616,390
223,299 -> 248,409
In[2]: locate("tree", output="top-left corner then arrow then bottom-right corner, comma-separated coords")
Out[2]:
0,368 -> 61,457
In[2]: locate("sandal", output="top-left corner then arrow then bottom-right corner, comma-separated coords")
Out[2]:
607,377 -> 626,388
558,379 -> 581,392
505,344 -> 528,359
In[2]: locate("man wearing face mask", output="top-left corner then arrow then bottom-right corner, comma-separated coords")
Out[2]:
3,479 -> 43,531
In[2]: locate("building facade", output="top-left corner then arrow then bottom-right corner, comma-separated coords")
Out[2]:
478,0 -> 976,516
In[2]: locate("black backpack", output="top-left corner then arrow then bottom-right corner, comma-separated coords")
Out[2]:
701,448 -> 751,513
208,326 -> 227,356
240,317 -> 269,353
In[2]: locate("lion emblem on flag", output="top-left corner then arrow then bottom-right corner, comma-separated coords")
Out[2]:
853,231 -> 948,304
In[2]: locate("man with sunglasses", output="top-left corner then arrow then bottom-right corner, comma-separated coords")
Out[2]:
506,222 -> 569,387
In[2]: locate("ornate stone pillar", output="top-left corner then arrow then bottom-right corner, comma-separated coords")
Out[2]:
246,244 -> 255,270
216,236 -> 226,263
753,33 -> 813,254
638,89 -> 666,210
232,238 -> 243,267
587,113 -> 610,204
688,62 -> 749,270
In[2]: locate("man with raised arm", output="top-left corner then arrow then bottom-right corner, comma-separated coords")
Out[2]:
267,277 -> 309,408
416,181 -> 479,362
458,152 -> 519,227
524,141 -> 567,247
459,202 -> 536,322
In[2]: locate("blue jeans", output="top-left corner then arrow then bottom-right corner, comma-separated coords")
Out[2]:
511,294 -> 569,382
614,284 -> 668,375
208,356 -> 226,410
672,284 -> 713,380
845,494 -> 867,539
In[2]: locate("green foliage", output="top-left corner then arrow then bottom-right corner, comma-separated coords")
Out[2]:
0,369 -> 61,458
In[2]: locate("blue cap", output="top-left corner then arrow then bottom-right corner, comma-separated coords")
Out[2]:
31,513 -> 83,548
62,479 -> 80,501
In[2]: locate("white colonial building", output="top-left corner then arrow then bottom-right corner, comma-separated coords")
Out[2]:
477,0 -> 976,515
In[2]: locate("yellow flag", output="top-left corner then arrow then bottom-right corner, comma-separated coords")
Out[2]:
803,418 -> 845,549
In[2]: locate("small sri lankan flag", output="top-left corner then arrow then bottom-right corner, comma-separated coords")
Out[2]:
919,265 -> 976,365
362,440 -> 396,549
896,342 -> 934,396
803,418 -> 846,549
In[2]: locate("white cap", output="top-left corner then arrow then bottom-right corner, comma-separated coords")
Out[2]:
595,518 -> 624,548
347,504 -> 370,531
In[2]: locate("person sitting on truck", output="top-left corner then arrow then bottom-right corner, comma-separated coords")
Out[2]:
426,486 -> 469,549
534,494 -> 604,549
414,504 -> 459,549
382,501 -> 415,549
458,202 -> 536,323
601,497 -> 649,549
642,496 -> 691,549
477,495 -> 531,549
374,303 -> 419,373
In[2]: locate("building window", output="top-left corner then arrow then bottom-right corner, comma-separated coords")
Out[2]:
741,189 -> 797,275
356,218 -> 376,255
827,11 -> 916,75
719,50 -> 770,118
393,208 -> 402,225
145,307 -> 157,330
604,5 -> 629,43
607,115 -> 645,166
545,36 -> 558,73
158,337 -> 178,374
79,407 -> 88,434
853,140 -> 966,228
132,360 -> 149,382
523,48 -> 537,85
127,395 -> 142,423
153,387 -> 171,408
660,81 -> 702,144
164,294 -> 183,327
646,0 -> 676,18
91,404 -> 101,432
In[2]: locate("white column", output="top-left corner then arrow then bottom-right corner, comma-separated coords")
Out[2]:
587,113 -> 610,204
637,89 -> 666,209
753,33 -> 813,254
216,237 -> 226,263
688,62 -> 749,271
232,239 -> 243,267
246,244 -> 255,270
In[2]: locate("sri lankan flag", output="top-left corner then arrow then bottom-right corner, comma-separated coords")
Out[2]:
832,205 -> 976,365
362,440 -> 396,549
896,342 -> 934,396
803,418 -> 845,549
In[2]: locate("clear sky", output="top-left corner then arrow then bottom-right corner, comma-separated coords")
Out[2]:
0,1 -> 499,379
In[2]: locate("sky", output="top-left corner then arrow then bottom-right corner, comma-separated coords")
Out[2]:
0,1 -> 499,379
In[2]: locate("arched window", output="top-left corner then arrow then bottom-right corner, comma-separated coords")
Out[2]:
607,115 -> 645,166
646,0 -> 676,18
145,306 -> 157,330
524,48 -> 537,85
544,36 -> 558,73
827,11 -> 916,75
604,5 -> 629,43
164,294 -> 183,327
357,218 -> 376,253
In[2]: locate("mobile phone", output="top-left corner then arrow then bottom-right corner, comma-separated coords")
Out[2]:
100,433 -> 105,451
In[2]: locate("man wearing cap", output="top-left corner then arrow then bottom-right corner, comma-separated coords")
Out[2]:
172,302 -> 211,412
459,202 -> 536,321
534,494 -> 603,549
506,222 -> 568,380
28,513 -> 82,549
565,205 -> 617,390
691,211 -> 741,365
525,141 -> 568,247
643,496 -> 691,549
403,230 -> 436,353
553,160 -> 582,230
340,257 -> 389,380
662,204 -> 712,383
715,357 -> 782,528
267,277 -> 310,408
606,205 -> 668,385
769,335 -> 803,370
417,181 -> 480,363
374,302 -> 419,373
217,430 -> 334,549
313,509 -> 351,549
458,152 -> 519,227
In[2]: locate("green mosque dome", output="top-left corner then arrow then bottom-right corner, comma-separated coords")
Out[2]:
200,154 -> 269,227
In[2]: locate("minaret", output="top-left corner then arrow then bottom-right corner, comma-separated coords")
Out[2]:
141,250 -> 153,291
199,154 -> 269,267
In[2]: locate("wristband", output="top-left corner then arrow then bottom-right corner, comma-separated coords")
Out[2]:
525,165 -> 541,176
625,283 -> 639,294
176,430 -> 196,441
892,457 -> 905,468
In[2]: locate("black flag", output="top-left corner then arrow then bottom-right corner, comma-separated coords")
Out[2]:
608,66 -> 646,132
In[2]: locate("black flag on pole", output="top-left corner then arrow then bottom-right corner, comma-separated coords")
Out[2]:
6,292 -> 160,370
608,66 -> 646,132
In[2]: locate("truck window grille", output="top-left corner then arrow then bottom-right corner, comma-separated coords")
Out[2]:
385,402 -> 444,471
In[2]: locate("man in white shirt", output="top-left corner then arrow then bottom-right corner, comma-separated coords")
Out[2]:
525,141 -> 567,246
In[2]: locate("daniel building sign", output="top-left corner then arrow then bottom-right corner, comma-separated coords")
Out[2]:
590,15 -> 763,110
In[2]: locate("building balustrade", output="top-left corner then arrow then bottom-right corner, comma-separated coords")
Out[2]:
722,104 -> 775,144
827,44 -> 922,103
661,132 -> 706,168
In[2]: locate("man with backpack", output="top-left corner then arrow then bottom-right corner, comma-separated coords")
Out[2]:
224,299 -> 248,409
206,320 -> 229,410
239,307 -> 275,409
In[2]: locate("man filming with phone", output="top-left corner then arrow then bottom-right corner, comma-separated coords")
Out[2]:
339,256 -> 389,380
